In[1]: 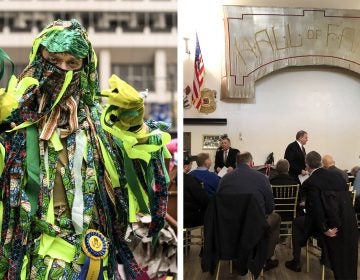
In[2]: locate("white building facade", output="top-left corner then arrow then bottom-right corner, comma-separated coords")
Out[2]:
0,0 -> 177,127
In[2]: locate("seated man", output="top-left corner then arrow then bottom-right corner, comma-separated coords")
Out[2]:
190,153 -> 221,196
214,136 -> 240,173
270,159 -> 299,234
285,151 -> 358,280
217,152 -> 281,271
184,152 -> 209,228
322,154 -> 349,183
270,159 -> 298,185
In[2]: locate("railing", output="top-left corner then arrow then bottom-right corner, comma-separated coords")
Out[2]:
1,0 -> 175,1
0,11 -> 177,34
0,0 -> 177,12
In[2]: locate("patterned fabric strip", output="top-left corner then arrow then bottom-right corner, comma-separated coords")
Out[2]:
39,96 -> 79,141
25,125 -> 40,216
39,106 -> 60,140
71,130 -> 86,234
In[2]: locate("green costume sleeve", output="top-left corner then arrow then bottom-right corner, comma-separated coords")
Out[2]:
0,142 -> 4,176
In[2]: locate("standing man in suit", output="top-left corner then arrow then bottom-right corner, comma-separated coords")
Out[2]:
284,130 -> 308,182
218,152 -> 281,271
214,136 -> 240,173
285,151 -> 358,279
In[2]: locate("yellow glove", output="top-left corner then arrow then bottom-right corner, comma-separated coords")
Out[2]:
101,74 -> 144,131
0,75 -> 19,122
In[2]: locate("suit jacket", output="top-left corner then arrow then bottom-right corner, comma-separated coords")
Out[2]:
284,141 -> 305,180
214,147 -> 240,171
184,173 -> 209,228
327,165 -> 349,183
218,164 -> 274,215
201,193 -> 269,278
302,168 -> 358,279
302,168 -> 348,234
269,173 -> 298,185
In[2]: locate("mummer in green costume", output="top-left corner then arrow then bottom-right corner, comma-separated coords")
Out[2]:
0,19 -> 172,279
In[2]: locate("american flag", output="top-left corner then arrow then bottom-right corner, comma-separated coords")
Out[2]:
192,34 -> 204,110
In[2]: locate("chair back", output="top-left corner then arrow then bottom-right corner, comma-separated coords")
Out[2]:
271,184 -> 299,221
350,189 -> 356,206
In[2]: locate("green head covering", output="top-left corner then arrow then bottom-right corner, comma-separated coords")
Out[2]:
28,19 -> 99,105
41,28 -> 89,59
30,19 -> 92,61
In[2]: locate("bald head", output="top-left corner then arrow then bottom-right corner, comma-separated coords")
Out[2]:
322,154 -> 335,169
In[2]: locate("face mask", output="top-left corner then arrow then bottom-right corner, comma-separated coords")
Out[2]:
37,56 -> 82,114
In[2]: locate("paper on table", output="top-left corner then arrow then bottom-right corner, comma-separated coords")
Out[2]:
298,174 -> 309,185
217,166 -> 228,178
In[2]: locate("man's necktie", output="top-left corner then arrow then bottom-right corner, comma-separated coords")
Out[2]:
224,150 -> 228,163
302,146 -> 306,155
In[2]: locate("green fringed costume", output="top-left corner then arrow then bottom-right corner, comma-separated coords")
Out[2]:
0,19 -> 171,279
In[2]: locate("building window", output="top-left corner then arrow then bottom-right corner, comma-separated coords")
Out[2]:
166,63 -> 177,92
111,64 -> 154,92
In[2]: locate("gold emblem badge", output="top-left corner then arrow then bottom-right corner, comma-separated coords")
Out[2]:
200,88 -> 216,114
82,229 -> 109,260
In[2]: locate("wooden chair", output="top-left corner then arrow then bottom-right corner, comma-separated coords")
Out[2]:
351,189 -> 356,205
183,225 -> 204,256
356,213 -> 360,229
215,260 -> 233,280
271,184 -> 299,241
351,190 -> 360,229
215,260 -> 263,279
306,237 -> 324,277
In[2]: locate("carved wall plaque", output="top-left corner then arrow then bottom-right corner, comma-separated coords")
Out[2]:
222,7 -> 360,100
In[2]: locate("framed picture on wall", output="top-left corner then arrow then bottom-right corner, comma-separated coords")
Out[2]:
202,135 -> 221,150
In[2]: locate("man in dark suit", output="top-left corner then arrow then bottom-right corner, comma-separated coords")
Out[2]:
214,136 -> 240,173
322,154 -> 349,183
218,152 -> 281,271
284,130 -> 308,182
270,159 -> 300,241
269,159 -> 298,185
285,151 -> 358,279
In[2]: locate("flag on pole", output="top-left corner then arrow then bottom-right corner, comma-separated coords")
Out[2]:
192,34 -> 204,110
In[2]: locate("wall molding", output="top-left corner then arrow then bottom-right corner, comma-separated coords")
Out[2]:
184,118 -> 227,125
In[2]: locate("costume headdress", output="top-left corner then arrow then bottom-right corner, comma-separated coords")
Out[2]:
0,19 -> 101,137
28,19 -> 99,105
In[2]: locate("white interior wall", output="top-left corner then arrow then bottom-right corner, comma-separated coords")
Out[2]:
186,67 -> 360,170
181,0 -> 360,171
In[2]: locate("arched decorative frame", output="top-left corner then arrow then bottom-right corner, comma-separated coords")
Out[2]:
222,6 -> 360,100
